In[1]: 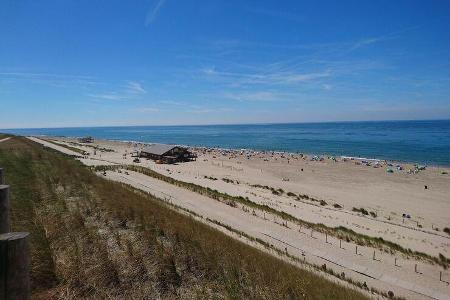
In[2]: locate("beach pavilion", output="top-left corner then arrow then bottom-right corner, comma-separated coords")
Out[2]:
139,144 -> 196,164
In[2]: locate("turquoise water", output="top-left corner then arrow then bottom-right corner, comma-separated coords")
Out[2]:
2,120 -> 450,166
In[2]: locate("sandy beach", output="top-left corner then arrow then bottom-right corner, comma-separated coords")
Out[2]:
28,136 -> 450,300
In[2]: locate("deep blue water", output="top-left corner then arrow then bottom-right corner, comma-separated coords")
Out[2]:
2,120 -> 450,166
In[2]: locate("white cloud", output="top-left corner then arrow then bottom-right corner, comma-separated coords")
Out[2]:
202,67 -> 331,86
127,81 -> 146,94
0,71 -> 99,88
135,107 -> 160,113
223,91 -> 286,102
145,0 -> 167,26
87,93 -> 128,101
87,80 -> 146,101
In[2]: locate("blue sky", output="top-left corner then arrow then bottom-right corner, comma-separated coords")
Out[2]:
1,0 -> 450,128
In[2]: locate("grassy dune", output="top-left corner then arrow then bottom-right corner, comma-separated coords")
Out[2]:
0,136 -> 368,299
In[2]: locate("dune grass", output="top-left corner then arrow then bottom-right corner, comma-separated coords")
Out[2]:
96,164 -> 450,269
0,136 -> 368,299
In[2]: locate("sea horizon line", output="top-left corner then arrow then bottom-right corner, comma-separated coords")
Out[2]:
1,118 -> 449,131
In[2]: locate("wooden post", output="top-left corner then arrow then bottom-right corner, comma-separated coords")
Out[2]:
395,258 -> 398,266
355,245 -> 358,255
0,232 -> 31,300
0,168 -> 4,185
440,271 -> 442,281
373,250 -> 375,260
339,239 -> 342,249
0,185 -> 11,234
415,264 -> 418,273
310,229 -> 313,238
325,233 -> 328,243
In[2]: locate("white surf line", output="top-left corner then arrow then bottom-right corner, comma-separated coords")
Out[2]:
0,137 -> 11,143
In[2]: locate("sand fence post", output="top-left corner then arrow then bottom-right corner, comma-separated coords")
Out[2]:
414,263 -> 422,274
0,168 -> 4,185
0,184 -> 11,234
0,232 -> 31,300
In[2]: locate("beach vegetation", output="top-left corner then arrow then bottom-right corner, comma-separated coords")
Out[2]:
0,136 -> 368,299
352,207 -> 369,216
222,177 -> 238,184
93,164 -> 450,269
45,139 -> 89,155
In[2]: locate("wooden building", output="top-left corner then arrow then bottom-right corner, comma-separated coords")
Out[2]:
139,144 -> 196,164
77,136 -> 94,143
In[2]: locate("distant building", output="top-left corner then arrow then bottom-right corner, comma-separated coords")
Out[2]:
77,136 -> 94,143
139,144 -> 196,164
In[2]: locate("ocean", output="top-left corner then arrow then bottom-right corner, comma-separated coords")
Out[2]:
2,120 -> 450,166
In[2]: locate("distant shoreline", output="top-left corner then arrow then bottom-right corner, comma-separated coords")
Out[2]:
2,120 -> 450,167
37,134 -> 450,170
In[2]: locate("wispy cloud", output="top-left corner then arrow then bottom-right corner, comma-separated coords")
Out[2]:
201,67 -> 331,86
88,81 -> 147,101
322,84 -> 332,91
0,71 -> 99,88
135,107 -> 160,113
159,100 -> 185,106
222,91 -> 290,102
87,93 -> 128,101
186,106 -> 233,114
0,72 -> 94,80
145,0 -> 167,26
126,81 -> 146,94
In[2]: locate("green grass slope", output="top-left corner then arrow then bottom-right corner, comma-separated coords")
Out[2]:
0,137 -> 367,300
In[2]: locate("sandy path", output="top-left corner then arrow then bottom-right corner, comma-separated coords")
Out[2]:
0,137 -> 11,143
27,137 -> 82,157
